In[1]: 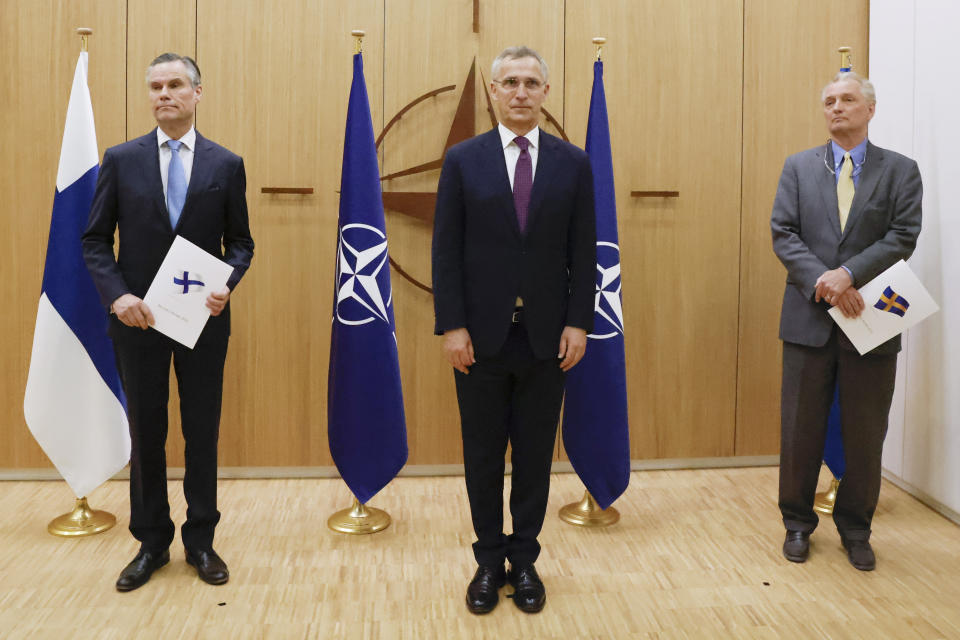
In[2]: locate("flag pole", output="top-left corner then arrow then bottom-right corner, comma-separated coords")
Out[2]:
812,45 -> 855,517
326,28 -> 394,535
47,28 -> 119,538
558,36 -> 623,529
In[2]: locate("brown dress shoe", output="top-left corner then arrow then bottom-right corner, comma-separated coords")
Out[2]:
783,531 -> 810,563
507,564 -> 546,613
186,548 -> 230,585
116,549 -> 170,592
842,537 -> 876,571
466,564 -> 506,614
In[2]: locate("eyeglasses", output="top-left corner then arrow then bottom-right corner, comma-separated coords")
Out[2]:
493,77 -> 544,92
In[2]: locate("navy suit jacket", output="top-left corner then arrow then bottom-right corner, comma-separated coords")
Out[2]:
82,129 -> 254,344
432,128 -> 596,359
771,141 -> 922,354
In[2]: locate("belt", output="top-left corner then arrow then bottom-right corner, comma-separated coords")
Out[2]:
511,307 -> 523,324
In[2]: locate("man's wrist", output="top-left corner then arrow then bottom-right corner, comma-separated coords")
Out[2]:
840,265 -> 854,285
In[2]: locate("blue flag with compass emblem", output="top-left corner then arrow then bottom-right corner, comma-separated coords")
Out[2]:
328,52 -> 408,504
561,60 -> 630,510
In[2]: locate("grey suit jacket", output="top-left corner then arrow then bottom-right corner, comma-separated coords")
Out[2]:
771,141 -> 922,354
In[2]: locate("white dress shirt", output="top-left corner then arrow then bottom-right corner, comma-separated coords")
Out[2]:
157,126 -> 196,199
498,123 -> 539,188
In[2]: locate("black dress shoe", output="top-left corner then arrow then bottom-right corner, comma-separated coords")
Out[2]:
783,531 -> 810,563
507,564 -> 546,613
466,564 -> 506,614
116,549 -> 170,592
185,548 -> 230,585
842,538 -> 876,571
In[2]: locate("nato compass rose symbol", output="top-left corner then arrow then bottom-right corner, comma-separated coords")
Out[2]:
590,241 -> 625,340
335,223 -> 394,326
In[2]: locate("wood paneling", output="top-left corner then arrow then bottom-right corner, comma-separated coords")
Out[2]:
196,0 -> 384,466
1,1 -> 870,472
563,0 -> 744,459
736,0 -> 870,455
0,1 -> 126,468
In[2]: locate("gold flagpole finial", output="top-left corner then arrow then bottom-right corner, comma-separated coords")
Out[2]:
351,30 -> 365,54
592,37 -> 607,61
838,46 -> 853,72
76,27 -> 93,53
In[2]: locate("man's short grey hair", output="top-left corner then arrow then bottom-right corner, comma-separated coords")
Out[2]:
491,46 -> 549,83
822,71 -> 876,105
146,53 -> 202,87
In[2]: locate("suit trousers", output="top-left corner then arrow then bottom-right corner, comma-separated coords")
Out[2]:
113,326 -> 228,552
454,319 -> 566,567
779,329 -> 897,541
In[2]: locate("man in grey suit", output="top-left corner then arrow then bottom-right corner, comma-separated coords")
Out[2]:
771,71 -> 922,571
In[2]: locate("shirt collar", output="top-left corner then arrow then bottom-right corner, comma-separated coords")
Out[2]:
831,138 -> 867,171
157,126 -> 196,151
498,123 -> 539,150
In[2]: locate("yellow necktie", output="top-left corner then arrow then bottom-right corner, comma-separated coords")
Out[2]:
837,152 -> 855,232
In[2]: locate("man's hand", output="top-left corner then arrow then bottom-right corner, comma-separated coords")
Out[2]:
206,286 -> 231,316
814,268 -> 853,305
112,293 -> 154,329
443,328 -> 475,374
834,287 -> 865,319
558,326 -> 588,372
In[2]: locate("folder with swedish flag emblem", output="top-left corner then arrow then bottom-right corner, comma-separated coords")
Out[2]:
829,260 -> 938,355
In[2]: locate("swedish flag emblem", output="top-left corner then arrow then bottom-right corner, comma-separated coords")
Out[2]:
874,286 -> 909,317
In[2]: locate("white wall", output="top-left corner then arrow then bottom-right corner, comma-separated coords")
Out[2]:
871,0 -> 960,518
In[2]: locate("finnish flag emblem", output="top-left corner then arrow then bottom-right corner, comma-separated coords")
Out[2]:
173,270 -> 205,294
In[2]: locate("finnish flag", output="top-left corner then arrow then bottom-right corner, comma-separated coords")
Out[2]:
23,52 -> 130,498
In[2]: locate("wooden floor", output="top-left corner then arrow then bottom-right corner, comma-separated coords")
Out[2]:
1,468 -> 959,639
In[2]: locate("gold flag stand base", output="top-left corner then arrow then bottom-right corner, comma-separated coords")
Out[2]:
327,497 -> 391,534
814,477 -> 840,515
559,490 -> 620,527
48,497 -> 116,537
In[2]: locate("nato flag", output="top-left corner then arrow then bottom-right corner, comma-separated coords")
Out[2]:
561,60 -> 631,509
328,53 -> 408,503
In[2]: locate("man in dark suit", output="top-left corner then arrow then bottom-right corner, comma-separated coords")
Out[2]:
82,53 -> 254,591
432,46 -> 596,614
771,71 -> 921,571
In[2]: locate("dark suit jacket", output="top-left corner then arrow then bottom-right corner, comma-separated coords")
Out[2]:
82,129 -> 254,344
432,128 -> 596,360
771,141 -> 922,354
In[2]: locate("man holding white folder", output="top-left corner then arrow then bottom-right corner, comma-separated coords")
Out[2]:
82,53 -> 254,590
771,71 -> 921,571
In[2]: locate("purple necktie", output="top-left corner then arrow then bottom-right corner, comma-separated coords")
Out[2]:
513,136 -> 532,233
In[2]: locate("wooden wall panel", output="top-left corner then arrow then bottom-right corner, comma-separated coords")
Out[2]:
1,1 -> 869,472
196,0 -> 384,466
563,0 -> 744,460
736,0 -> 870,455
0,1 -> 126,468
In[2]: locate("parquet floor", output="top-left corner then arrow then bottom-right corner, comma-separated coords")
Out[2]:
1,468 -> 959,639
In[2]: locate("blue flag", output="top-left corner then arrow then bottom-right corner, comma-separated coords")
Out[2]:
823,384 -> 845,479
23,52 -> 130,498
328,53 -> 408,503
560,60 -> 630,510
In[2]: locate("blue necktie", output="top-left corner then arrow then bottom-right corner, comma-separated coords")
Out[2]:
166,139 -> 187,229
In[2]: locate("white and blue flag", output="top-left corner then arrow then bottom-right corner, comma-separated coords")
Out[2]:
23,52 -> 130,498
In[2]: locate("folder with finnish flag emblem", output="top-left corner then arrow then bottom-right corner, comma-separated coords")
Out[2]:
142,235 -> 233,348
829,259 -> 938,355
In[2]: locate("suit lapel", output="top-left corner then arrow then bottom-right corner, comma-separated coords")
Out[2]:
526,128 -> 556,235
179,131 -> 212,231
481,128 -> 522,238
138,129 -> 170,230
841,141 -> 884,242
813,142 -> 843,240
